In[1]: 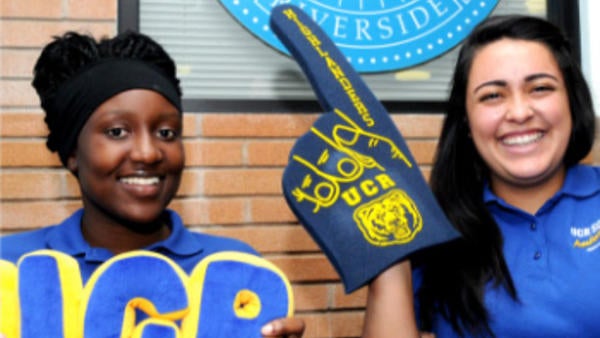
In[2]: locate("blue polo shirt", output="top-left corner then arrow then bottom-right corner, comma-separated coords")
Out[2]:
421,164 -> 600,337
0,209 -> 258,283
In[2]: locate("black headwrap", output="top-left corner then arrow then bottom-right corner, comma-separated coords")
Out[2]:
42,58 -> 182,166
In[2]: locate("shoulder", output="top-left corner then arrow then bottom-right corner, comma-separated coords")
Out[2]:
564,164 -> 600,196
0,227 -> 55,263
570,164 -> 600,176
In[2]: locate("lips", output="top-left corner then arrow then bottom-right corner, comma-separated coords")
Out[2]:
501,131 -> 544,146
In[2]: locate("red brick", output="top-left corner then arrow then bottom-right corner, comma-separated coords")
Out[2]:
202,225 -> 319,253
0,170 -> 76,199
250,196 -> 297,223
67,0 -> 116,19
176,169 -> 203,196
293,283 -> 366,312
170,198 -> 246,225
202,168 -> 283,196
182,114 -> 200,137
298,311 -> 365,338
407,140 -> 438,165
0,49 -> 39,78
0,20 -> 115,48
202,113 -> 317,137
0,111 -> 47,137
247,140 -> 294,166
184,140 -> 244,167
296,313 -> 329,338
266,254 -> 338,282
1,200 -> 82,231
0,80 -> 39,107
333,283 -> 367,309
1,140 -> 61,167
1,0 -> 63,18
421,167 -> 432,182
329,311 -> 365,337
392,113 -> 445,138
292,284 -> 329,311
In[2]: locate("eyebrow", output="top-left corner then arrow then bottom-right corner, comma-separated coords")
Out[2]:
473,73 -> 559,93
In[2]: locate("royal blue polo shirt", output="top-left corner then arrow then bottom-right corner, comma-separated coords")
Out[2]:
420,164 -> 600,337
0,209 -> 258,283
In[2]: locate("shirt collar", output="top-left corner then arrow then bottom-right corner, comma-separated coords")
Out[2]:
145,210 -> 204,256
45,209 -> 203,261
483,164 -> 600,205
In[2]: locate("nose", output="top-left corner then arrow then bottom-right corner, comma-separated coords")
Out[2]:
130,131 -> 163,164
505,95 -> 534,122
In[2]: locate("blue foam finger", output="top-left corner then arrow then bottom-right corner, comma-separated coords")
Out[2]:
271,5 -> 461,293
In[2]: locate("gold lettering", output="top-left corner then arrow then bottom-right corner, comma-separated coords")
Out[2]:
341,187 -> 362,206
375,173 -> 396,189
574,230 -> 600,248
284,8 -> 376,127
325,56 -> 345,80
361,180 -> 379,196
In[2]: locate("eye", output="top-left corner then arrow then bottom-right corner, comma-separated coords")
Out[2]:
532,85 -> 554,93
105,127 -> 128,139
157,128 -> 179,141
479,92 -> 501,102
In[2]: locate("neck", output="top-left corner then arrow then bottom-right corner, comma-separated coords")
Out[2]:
80,212 -> 171,255
490,166 -> 566,214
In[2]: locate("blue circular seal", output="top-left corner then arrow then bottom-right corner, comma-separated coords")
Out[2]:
219,0 -> 499,73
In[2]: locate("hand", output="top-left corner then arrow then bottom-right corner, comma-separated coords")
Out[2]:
261,317 -> 305,337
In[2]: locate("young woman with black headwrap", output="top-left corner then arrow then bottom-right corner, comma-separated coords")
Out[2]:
0,30 -> 304,338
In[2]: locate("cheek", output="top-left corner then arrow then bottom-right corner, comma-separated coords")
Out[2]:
467,107 -> 502,142
75,136 -> 118,171
77,147 -> 121,181
166,143 -> 185,171
543,99 -> 571,127
536,96 -> 572,139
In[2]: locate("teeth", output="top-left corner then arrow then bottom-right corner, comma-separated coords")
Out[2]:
502,132 -> 543,146
120,177 -> 160,185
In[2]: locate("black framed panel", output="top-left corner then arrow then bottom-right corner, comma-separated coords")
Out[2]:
118,0 -> 580,113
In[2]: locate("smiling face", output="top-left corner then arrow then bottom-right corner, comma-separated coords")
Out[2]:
465,38 -> 572,196
68,89 -> 184,234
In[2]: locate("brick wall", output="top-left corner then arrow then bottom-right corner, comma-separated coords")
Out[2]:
1,1 -> 599,337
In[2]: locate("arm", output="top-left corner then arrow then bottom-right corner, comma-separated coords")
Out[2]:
362,260 -> 420,338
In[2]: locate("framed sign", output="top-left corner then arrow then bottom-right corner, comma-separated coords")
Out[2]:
118,0 -> 579,112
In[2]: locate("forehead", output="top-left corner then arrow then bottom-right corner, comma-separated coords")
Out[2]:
468,38 -> 562,84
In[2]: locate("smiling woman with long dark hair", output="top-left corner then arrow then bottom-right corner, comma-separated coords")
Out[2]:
362,14 -> 598,338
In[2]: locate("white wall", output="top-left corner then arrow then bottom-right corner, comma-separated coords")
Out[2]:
579,0 -> 600,115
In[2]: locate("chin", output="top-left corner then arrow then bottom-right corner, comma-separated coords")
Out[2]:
118,209 -> 169,234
